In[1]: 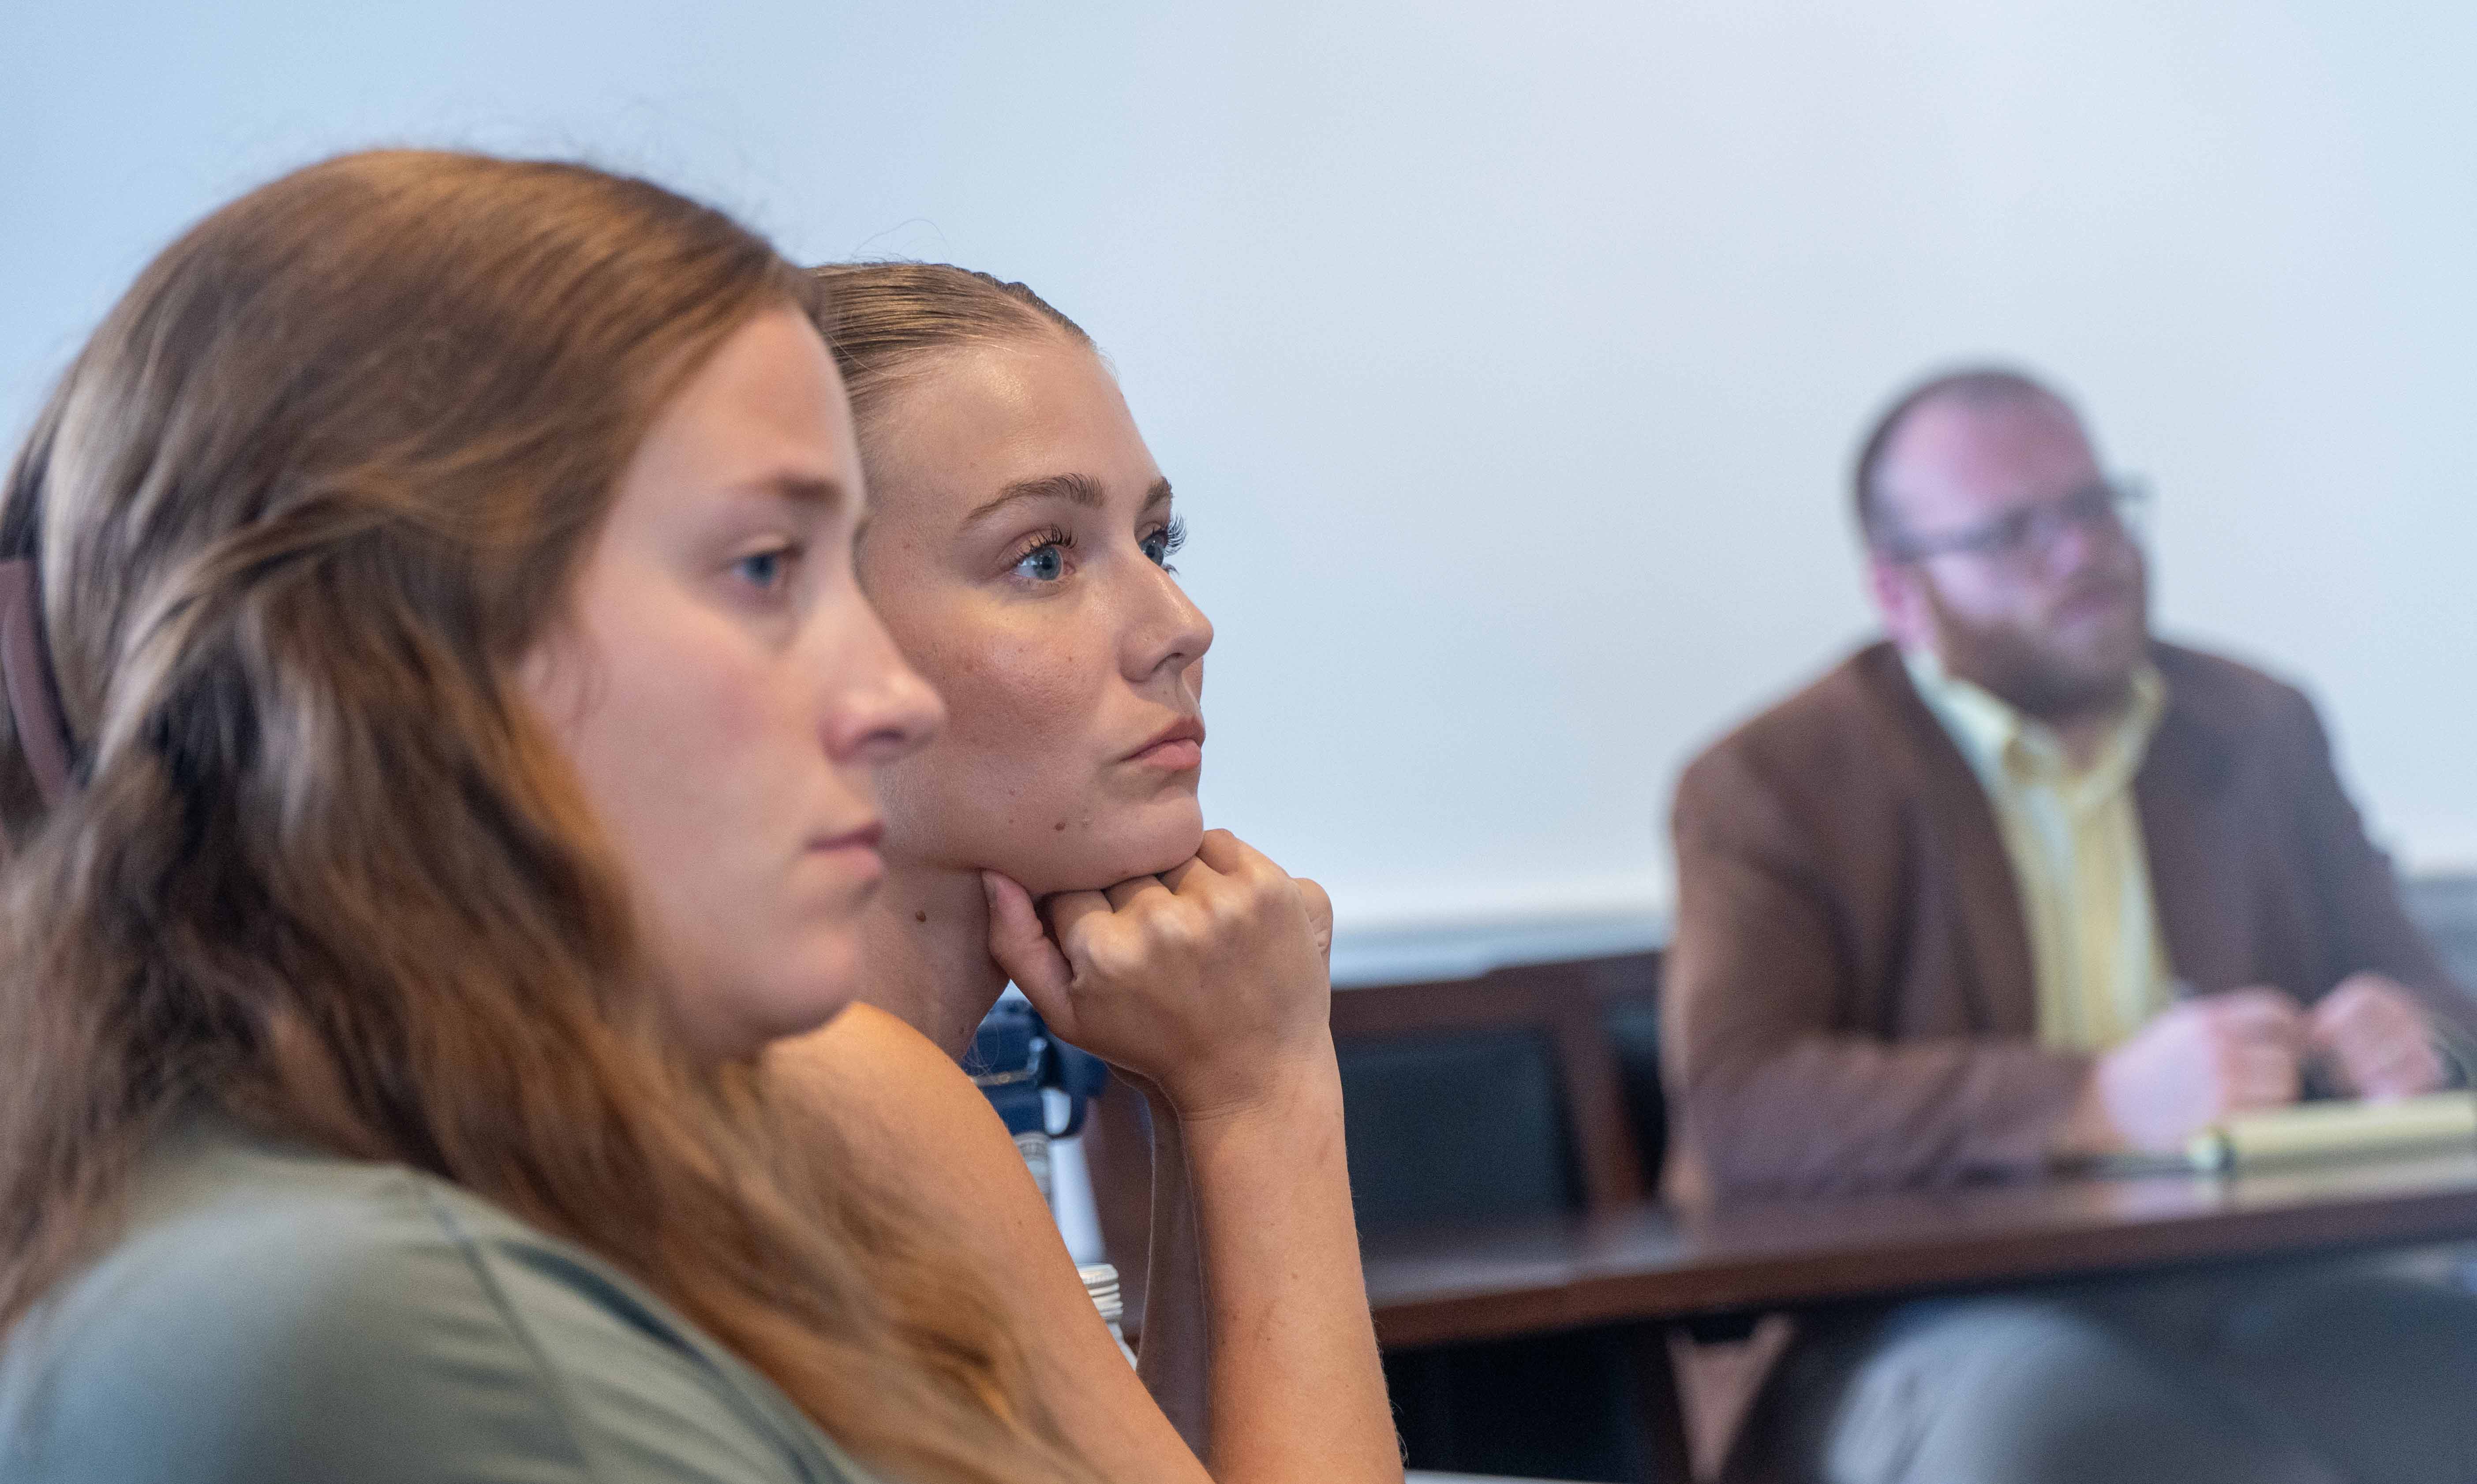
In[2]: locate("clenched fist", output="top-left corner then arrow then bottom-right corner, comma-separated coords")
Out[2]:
982,830 -> 1336,1123
2310,974 -> 2445,1102
2090,988 -> 2305,1154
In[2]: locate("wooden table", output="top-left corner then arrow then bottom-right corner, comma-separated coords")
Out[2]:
1365,1146 -> 2477,1349
1368,1149 -> 2477,1480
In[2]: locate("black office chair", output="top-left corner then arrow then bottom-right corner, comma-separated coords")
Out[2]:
1334,953 -> 1682,1484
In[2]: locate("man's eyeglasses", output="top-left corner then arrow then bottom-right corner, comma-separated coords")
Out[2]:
1876,476 -> 2150,567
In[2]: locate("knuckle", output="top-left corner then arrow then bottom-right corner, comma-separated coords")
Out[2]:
1082,930 -> 1141,980
1157,908 -> 1209,954
1233,877 -> 1288,927
1186,893 -> 1225,928
1129,898 -> 1199,952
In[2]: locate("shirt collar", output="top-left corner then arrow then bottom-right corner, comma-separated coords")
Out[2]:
1903,646 -> 2166,802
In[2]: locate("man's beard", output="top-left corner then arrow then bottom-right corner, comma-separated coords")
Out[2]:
1927,579 -> 2149,725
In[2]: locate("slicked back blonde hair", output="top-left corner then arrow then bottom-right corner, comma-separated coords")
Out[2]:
812,262 -> 1093,468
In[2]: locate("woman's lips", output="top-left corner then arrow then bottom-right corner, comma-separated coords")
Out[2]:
1129,737 -> 1204,770
1126,718 -> 1206,770
811,820 -> 886,854
807,821 -> 887,888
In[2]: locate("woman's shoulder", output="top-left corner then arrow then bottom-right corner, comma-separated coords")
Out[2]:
770,1003 -> 1073,1290
773,1003 -> 999,1133
771,1004 -> 1036,1184
0,1115 -> 881,1484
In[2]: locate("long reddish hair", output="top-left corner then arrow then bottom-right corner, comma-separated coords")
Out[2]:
0,150 -> 1088,1484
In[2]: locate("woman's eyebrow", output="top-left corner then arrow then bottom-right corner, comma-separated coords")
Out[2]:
963,472 -> 1106,525
728,473 -> 849,510
1140,477 -> 1174,512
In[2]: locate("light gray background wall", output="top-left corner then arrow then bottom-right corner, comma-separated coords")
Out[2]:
7,3 -> 2473,971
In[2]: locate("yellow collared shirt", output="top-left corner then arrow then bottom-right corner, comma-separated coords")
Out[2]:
1905,650 -> 2172,1053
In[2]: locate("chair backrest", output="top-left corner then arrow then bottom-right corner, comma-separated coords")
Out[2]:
1330,953 -> 1680,1484
1328,952 -> 1662,1231
1076,950 -> 1665,1331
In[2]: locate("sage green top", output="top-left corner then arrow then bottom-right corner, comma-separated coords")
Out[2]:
0,1114 -> 888,1484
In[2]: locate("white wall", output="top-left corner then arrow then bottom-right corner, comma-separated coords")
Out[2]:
7,3 -> 2475,968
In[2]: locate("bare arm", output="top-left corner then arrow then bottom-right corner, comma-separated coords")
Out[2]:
989,830 -> 1401,1484
1096,1034 -> 1380,1481
1131,1084 -> 1213,1455
771,1006 -> 1220,1484
1179,1033 -> 1383,1480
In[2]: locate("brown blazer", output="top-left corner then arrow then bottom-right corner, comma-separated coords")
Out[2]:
1664,639 -> 2477,1197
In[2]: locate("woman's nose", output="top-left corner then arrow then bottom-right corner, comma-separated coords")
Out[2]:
1126,559 -> 1213,684
829,608 -> 944,765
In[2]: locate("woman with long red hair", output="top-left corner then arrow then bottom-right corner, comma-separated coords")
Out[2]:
0,150 -> 1328,1484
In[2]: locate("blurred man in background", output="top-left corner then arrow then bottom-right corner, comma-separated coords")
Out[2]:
1665,366 -> 2477,1484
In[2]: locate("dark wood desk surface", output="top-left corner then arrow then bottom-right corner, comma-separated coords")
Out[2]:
1365,1148 -> 2477,1349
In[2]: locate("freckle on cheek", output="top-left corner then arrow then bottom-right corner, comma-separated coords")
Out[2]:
914,911 -> 928,924
1053,821 -> 1067,832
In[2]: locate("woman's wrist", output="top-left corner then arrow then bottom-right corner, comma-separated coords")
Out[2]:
1165,1032 -> 1342,1133
1140,1080 -> 1189,1160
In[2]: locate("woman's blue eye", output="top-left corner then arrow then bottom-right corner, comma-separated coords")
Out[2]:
1141,516 -> 1188,569
734,549 -> 789,590
1014,545 -> 1066,582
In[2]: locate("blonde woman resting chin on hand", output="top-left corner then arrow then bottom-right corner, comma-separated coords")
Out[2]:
775,264 -> 1398,1484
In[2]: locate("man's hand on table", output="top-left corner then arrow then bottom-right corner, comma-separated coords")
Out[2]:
2059,988 -> 2305,1157
2055,978 -> 2452,1160
2310,973 -> 2447,1101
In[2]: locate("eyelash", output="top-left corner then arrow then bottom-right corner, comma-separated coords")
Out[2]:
1003,517 -> 1189,582
1003,525 -> 1078,574
1147,516 -> 1188,571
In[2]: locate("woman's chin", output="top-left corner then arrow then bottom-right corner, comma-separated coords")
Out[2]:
1003,812 -> 1205,898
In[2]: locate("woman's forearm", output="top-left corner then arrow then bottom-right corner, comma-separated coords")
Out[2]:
1134,1088 -> 1212,1454
1179,1036 -> 1399,1484
980,840 -> 1388,1481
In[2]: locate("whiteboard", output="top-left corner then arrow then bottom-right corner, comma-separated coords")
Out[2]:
7,2 -> 2474,973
